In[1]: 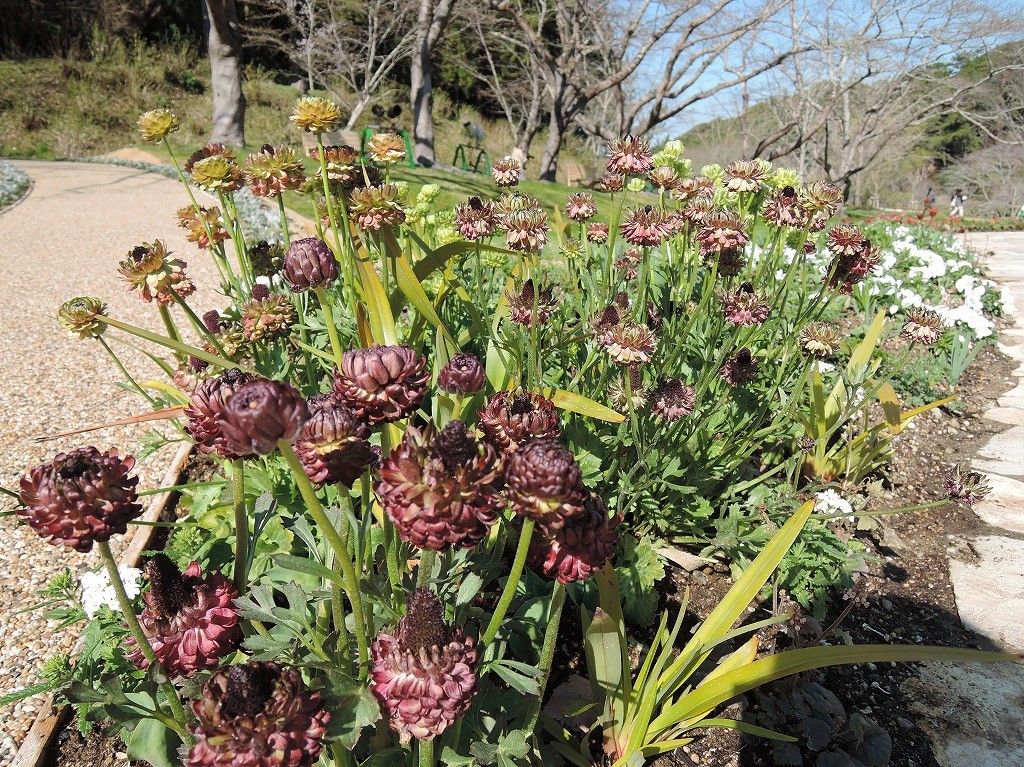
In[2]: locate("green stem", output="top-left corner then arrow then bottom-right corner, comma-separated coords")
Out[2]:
97,337 -> 156,406
418,738 -> 435,767
313,287 -> 346,366
524,581 -> 566,732
157,305 -> 183,359
168,287 -> 228,357
97,315 -> 248,372
481,518 -> 535,648
317,134 -> 347,260
278,441 -> 370,678
230,459 -> 248,595
416,549 -> 437,589
277,193 -> 292,247
96,542 -> 193,743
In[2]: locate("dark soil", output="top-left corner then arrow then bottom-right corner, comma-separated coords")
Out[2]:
657,342 -> 1019,767
45,727 -> 126,767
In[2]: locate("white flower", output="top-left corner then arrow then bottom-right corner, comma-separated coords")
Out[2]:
80,565 -> 143,618
815,489 -> 853,516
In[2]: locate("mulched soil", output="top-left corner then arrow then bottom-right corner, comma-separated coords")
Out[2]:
44,344 -> 1016,767
655,342 -> 1018,767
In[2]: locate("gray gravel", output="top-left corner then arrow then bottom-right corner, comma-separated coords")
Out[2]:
0,160 -> 224,757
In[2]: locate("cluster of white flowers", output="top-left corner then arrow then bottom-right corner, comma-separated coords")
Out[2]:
815,489 -> 853,516
859,225 -> 1002,338
79,564 -> 144,618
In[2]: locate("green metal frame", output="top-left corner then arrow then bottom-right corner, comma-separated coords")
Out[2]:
452,144 -> 492,175
360,127 -> 416,168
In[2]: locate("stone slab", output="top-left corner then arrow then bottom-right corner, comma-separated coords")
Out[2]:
973,473 -> 1024,534
972,457 -> 1024,478
983,406 -> 1024,426
908,662 -> 1024,767
997,343 -> 1024,363
977,426 -> 1024,455
950,535 -> 1024,651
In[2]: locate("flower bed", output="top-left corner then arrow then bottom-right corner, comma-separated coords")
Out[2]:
3,109 -> 1013,767
0,159 -> 31,209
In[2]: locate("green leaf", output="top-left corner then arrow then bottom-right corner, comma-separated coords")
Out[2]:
440,746 -> 478,766
653,644 -> 1016,734
324,682 -> 380,750
546,388 -> 625,423
273,554 -> 343,585
690,717 -> 797,742
379,229 -> 454,346
0,681 -> 59,707
657,499 -> 816,699
123,715 -> 180,767
847,309 -> 887,375
364,748 -> 411,766
584,606 -> 623,704
353,247 -> 397,345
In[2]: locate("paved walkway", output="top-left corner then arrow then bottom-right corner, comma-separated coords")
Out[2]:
910,231 -> 1024,766
0,161 -> 223,757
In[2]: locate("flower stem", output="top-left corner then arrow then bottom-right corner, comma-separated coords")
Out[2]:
278,441 -> 370,678
418,738 -> 435,767
230,459 -> 248,595
277,193 -> 292,247
524,581 -> 566,732
317,134 -> 346,260
313,287 -> 345,366
157,305 -> 183,360
481,518 -> 535,648
416,548 -> 436,589
97,337 -> 156,406
96,541 -> 193,743
97,315 -> 248,372
168,287 -> 228,358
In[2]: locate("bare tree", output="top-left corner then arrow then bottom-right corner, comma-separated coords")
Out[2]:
244,0 -> 415,129
754,0 -> 1024,200
410,0 -> 457,164
943,143 -> 1024,214
580,0 -> 806,143
497,0 -> 800,181
460,3 -> 546,159
204,0 -> 246,146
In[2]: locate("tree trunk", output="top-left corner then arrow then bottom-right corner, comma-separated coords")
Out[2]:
204,0 -> 245,146
410,0 -> 455,166
410,32 -> 435,165
538,109 -> 565,182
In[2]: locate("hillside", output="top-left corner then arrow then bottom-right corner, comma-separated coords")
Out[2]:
0,36 -> 600,206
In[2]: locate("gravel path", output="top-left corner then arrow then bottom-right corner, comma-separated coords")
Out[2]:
0,160 -> 224,757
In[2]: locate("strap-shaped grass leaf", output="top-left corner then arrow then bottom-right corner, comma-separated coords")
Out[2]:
657,499 -> 816,696
546,387 -> 626,423
650,643 -> 1016,734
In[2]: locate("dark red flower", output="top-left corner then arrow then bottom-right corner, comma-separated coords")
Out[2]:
216,378 -> 309,456
18,447 -> 141,552
332,345 -> 429,426
130,554 -> 240,677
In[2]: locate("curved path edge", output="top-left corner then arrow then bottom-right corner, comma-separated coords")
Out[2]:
910,231 -> 1024,767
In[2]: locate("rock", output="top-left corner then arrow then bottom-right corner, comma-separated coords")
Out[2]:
982,406 -> 1024,426
950,535 -> 1024,651
972,456 -> 1024,479
908,662 -> 1024,767
657,546 -> 710,571
291,79 -> 309,93
972,473 -> 1024,534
